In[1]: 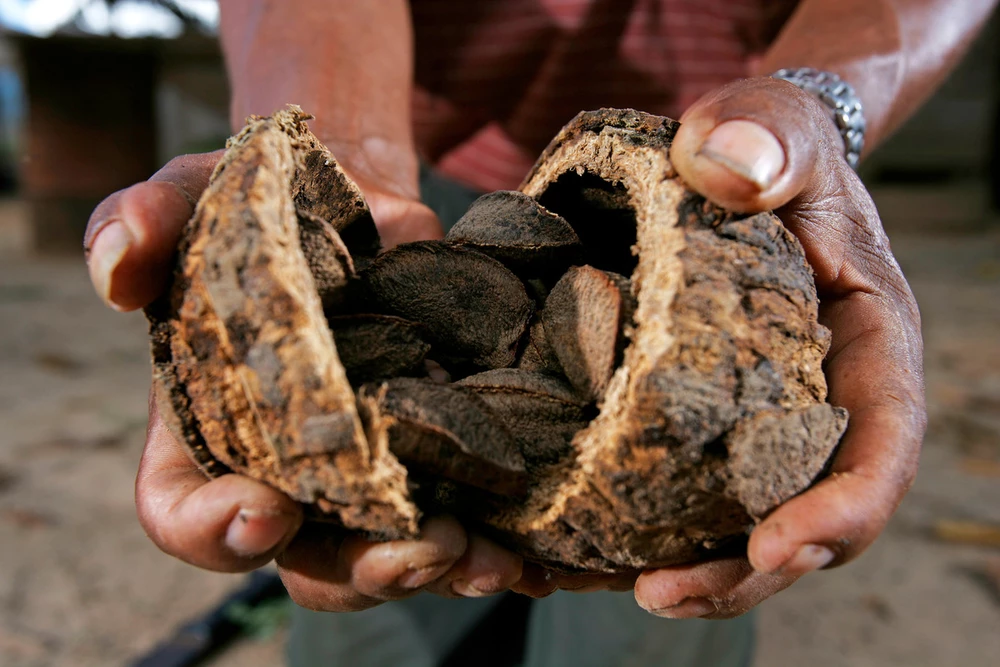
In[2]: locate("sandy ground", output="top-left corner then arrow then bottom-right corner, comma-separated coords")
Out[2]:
0,198 -> 998,666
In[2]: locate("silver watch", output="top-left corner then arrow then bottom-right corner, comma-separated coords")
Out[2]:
771,67 -> 866,170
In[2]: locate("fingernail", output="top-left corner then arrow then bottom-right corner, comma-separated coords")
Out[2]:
650,597 -> 718,619
397,561 -> 453,590
451,579 -> 493,598
514,563 -> 558,599
225,508 -> 293,558
88,221 -> 133,310
779,544 -> 835,576
424,359 -> 451,384
698,120 -> 785,190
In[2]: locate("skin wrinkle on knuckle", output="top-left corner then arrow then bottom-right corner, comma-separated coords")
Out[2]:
785,207 -> 853,284
826,211 -> 919,319
136,482 -> 189,550
824,310 -> 923,407
816,186 -> 887,262
763,466 -> 893,566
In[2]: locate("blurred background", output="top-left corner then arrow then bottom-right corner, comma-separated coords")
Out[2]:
0,1 -> 997,666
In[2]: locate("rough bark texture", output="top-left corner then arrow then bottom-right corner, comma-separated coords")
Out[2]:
149,106 -> 848,572
500,109 -> 847,571
146,108 -> 417,539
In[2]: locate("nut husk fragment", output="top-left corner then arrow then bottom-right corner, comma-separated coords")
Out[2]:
296,208 -> 354,309
146,107 -> 418,539
292,145 -> 381,261
483,109 -> 847,572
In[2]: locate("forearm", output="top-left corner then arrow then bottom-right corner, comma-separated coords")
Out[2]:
753,0 -> 998,153
219,0 -> 419,198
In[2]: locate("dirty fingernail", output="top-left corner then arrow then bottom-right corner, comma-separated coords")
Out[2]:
225,508 -> 293,558
650,597 -> 718,619
512,563 -> 558,598
780,544 -> 835,576
397,562 -> 453,590
698,120 -> 785,190
451,579 -> 494,598
88,221 -> 133,310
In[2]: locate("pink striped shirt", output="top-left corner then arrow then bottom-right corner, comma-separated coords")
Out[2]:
411,0 -> 798,191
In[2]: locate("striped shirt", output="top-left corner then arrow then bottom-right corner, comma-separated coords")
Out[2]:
411,0 -> 799,192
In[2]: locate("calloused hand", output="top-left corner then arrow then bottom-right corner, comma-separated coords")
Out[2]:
84,150 -> 525,611
620,77 -> 926,619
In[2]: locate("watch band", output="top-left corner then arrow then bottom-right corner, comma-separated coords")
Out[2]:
771,67 -> 866,170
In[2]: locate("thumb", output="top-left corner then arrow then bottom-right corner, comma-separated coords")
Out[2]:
85,150 -> 223,311
670,77 -> 845,213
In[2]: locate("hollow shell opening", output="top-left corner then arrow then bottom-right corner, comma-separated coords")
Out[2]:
537,170 -> 639,277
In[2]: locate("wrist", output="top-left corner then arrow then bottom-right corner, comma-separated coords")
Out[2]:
770,68 -> 866,169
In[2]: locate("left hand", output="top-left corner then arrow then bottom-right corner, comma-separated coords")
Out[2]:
613,76 -> 925,618
85,150 -> 524,611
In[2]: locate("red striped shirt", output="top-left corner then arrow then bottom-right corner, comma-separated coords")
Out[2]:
411,0 -> 798,192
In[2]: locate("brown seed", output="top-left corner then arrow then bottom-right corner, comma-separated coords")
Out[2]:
543,266 -> 635,402
359,241 -> 534,370
446,190 -> 582,273
328,314 -> 430,384
523,278 -> 552,307
458,368 -> 584,405
365,378 -> 528,496
297,208 -> 355,309
514,314 -> 563,375
458,369 -> 590,464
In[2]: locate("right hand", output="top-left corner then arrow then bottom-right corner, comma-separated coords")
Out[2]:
85,151 -> 525,610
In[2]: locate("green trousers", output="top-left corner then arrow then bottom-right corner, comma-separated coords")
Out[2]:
285,166 -> 756,667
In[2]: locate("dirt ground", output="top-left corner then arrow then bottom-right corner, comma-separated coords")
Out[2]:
0,196 -> 997,667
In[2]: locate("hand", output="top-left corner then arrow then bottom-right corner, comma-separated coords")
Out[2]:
85,150 -> 523,611
627,77 -> 925,619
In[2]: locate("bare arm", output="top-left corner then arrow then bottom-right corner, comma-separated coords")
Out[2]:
219,0 -> 420,199
754,0 -> 999,152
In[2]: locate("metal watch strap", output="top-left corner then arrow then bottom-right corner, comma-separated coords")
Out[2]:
771,67 -> 866,170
